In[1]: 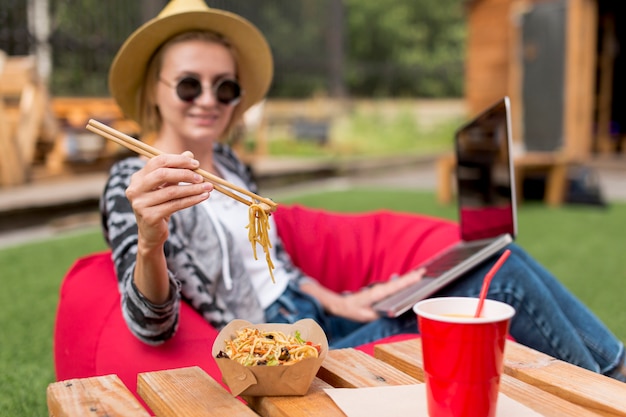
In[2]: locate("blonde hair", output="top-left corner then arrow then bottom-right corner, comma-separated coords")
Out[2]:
138,31 -> 240,143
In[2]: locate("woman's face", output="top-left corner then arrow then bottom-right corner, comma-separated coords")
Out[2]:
156,39 -> 237,147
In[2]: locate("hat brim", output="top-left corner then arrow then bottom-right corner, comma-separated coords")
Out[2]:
109,9 -> 273,125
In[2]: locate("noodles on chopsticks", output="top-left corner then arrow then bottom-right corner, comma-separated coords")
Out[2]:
85,119 -> 278,283
216,327 -> 321,366
247,203 -> 276,283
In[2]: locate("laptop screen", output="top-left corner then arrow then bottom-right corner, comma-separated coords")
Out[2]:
455,97 -> 517,241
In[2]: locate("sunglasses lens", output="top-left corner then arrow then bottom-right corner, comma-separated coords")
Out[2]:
176,77 -> 202,102
173,77 -> 241,105
215,79 -> 241,105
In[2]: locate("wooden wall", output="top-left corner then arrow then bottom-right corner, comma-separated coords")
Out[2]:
465,0 -> 514,117
465,0 -> 598,158
563,0 -> 597,159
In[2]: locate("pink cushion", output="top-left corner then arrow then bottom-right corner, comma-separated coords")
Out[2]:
53,251 -> 223,411
274,205 -> 460,291
54,205 -> 461,403
354,333 -> 421,356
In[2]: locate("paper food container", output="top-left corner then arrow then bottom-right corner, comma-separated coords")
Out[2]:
212,318 -> 328,397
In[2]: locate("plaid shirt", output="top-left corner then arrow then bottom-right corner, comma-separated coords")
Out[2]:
100,144 -> 301,344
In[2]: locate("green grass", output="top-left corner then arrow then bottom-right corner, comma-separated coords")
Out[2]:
330,107 -> 462,156
248,102 -> 462,157
2,190 -> 625,415
0,229 -> 107,416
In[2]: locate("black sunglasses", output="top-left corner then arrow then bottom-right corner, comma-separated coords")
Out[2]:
161,76 -> 242,106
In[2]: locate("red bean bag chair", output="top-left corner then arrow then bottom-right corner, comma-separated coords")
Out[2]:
53,204 -> 459,403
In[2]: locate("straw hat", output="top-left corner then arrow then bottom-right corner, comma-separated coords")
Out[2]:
109,0 -> 273,126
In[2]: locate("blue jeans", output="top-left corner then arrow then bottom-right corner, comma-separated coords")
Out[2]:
438,243 -> 625,380
265,243 -> 625,381
264,281 -> 419,349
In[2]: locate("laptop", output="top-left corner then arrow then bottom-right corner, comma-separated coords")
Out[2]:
372,97 -> 517,318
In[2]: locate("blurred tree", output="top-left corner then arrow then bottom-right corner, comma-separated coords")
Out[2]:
12,0 -> 466,98
344,0 -> 466,97
0,0 -> 32,55
182,0 -> 333,97
48,0 -> 141,95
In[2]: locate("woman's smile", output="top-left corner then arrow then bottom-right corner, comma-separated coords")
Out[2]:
187,111 -> 221,126
156,39 -> 237,145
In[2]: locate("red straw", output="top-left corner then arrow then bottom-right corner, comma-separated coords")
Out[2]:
474,249 -> 511,318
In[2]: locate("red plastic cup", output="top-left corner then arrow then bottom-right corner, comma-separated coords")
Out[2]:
413,297 -> 515,417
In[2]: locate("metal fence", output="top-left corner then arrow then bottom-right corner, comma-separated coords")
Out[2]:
1,0 -> 463,98
0,0 -> 31,55
0,0 -> 343,97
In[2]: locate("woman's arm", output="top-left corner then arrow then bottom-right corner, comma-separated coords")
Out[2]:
134,239 -> 170,304
101,154 -> 213,344
299,269 -> 425,322
123,152 -> 211,304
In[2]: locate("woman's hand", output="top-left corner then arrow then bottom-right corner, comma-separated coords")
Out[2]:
126,151 -> 214,304
300,269 -> 426,323
125,151 -> 214,250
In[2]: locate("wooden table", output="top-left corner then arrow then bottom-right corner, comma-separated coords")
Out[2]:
375,339 -> 626,417
436,152 -> 572,206
47,339 -> 626,416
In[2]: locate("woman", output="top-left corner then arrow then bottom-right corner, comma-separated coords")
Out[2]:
101,0 -> 625,381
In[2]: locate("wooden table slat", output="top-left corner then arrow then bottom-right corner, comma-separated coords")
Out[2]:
374,338 -> 619,417
47,374 -> 151,417
245,379 -> 345,417
246,348 -> 422,417
505,341 -> 626,417
137,366 -> 257,417
48,341 -> 626,416
500,374 -> 601,417
318,348 -> 420,388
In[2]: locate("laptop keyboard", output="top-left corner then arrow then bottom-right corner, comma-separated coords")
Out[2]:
422,240 -> 495,277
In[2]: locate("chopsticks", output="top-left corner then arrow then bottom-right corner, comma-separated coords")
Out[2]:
86,119 -> 277,212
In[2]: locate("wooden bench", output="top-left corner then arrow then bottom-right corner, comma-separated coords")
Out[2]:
51,97 -> 140,163
375,338 -> 626,417
0,52 -> 64,186
0,59 -> 144,186
47,349 -> 417,417
48,342 -> 624,416
436,152 -> 573,206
